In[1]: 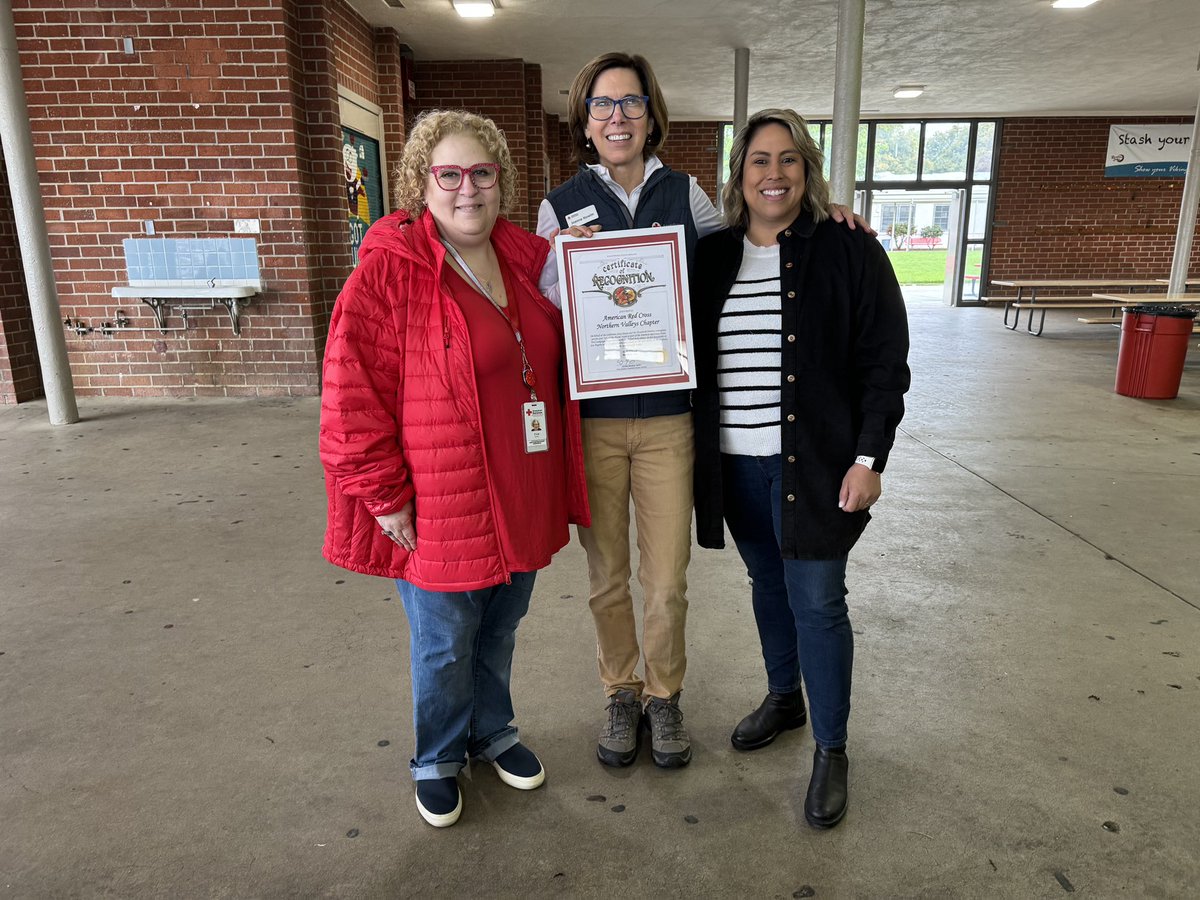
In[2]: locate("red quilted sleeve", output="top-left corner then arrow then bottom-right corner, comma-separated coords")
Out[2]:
319,254 -> 415,517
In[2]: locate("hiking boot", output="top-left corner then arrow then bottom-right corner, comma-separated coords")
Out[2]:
597,689 -> 642,767
645,692 -> 691,768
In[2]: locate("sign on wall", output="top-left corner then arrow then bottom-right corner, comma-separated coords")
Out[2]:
343,128 -> 384,263
1105,124 -> 1191,178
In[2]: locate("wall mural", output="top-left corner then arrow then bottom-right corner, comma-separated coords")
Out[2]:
343,128 -> 384,264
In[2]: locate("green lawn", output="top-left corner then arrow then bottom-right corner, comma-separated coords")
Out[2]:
887,248 -> 983,285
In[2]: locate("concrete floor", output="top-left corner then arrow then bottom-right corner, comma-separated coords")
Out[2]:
2,307 -> 1198,899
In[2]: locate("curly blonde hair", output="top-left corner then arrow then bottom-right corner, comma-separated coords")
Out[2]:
722,108 -> 830,232
392,110 -> 517,217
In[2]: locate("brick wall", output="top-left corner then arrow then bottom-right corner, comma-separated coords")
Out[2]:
330,0 -> 377,107
0,152 -> 42,404
5,0 -> 398,398
10,0 -> 335,397
414,59 -> 536,229
373,30 -> 408,209
523,64 -> 546,218
990,116 -> 1200,281
659,121 -> 721,207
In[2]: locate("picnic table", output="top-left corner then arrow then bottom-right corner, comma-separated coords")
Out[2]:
1085,293 -> 1200,331
991,279 -> 1167,336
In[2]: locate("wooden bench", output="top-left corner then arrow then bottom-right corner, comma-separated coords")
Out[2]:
908,236 -> 942,249
991,279 -> 1170,336
1006,297 -> 1123,336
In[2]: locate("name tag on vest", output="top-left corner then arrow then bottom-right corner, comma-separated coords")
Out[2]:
565,205 -> 600,228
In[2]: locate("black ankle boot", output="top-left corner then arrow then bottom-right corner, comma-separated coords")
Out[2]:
804,745 -> 848,829
730,689 -> 807,751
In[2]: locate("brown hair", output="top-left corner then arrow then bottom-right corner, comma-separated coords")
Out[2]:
565,52 -> 669,165
392,109 -> 517,217
721,108 -> 831,232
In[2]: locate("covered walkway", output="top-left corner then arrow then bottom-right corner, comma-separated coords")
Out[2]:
2,306 -> 1197,895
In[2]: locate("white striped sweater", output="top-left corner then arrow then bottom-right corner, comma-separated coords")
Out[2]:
718,238 -> 783,456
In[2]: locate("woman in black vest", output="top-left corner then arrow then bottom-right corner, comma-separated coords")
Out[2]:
691,109 -> 910,828
537,53 -> 868,772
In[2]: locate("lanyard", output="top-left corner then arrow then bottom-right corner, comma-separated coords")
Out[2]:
441,240 -> 538,401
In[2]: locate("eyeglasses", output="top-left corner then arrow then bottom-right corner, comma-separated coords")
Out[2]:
585,95 -> 650,121
429,163 -> 501,191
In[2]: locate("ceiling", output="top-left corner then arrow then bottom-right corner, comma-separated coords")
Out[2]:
346,0 -> 1200,121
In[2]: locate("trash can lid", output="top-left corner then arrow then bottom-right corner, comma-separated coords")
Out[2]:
1124,305 -> 1198,319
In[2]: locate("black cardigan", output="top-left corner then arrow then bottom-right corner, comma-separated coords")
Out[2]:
691,210 -> 911,559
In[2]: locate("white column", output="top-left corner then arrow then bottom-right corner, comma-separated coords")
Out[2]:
733,47 -> 750,133
0,0 -> 78,423
1167,89 -> 1200,295
829,0 -> 865,206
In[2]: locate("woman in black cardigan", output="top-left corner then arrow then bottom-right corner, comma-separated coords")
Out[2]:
691,109 -> 910,829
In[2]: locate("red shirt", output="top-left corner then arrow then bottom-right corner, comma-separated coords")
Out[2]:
444,256 -> 569,573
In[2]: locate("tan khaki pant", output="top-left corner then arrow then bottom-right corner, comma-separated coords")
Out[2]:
576,413 -> 694,701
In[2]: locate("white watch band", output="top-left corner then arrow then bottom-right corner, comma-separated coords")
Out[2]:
855,455 -> 876,470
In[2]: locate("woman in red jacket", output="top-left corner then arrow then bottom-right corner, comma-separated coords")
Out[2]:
319,110 -> 589,829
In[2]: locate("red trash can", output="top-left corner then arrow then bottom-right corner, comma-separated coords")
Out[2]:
1114,305 -> 1197,399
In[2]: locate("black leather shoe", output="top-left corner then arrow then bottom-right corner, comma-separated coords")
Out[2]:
730,690 -> 807,751
804,746 -> 849,829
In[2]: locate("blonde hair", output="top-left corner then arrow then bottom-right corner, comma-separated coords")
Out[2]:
392,109 -> 517,216
721,108 -> 830,232
566,52 -> 669,165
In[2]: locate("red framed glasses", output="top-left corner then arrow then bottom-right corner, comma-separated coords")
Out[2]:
429,163 -> 501,191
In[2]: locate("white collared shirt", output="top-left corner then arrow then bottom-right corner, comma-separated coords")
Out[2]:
535,155 -> 724,307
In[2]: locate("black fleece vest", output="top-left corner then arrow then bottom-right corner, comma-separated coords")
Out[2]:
546,165 -> 697,419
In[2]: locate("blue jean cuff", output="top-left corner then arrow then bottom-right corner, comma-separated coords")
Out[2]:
411,761 -> 465,781
767,682 -> 802,695
471,730 -> 520,763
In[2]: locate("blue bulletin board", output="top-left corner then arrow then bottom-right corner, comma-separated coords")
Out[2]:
343,128 -> 384,264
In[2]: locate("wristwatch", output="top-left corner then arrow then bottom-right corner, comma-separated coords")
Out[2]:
854,455 -> 876,470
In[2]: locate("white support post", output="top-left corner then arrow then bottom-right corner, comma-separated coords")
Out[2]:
1167,89 -> 1200,295
0,0 -> 78,423
829,0 -> 865,207
733,47 -> 750,133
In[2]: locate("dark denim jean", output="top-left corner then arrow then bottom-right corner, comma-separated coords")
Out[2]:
396,571 -> 535,780
721,454 -> 853,748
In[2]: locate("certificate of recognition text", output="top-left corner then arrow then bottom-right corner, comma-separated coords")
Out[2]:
554,225 -> 696,400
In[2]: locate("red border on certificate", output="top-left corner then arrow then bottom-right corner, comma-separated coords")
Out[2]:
555,225 -> 695,400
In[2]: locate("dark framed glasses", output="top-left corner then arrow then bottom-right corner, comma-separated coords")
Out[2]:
585,95 -> 650,121
429,163 -> 501,191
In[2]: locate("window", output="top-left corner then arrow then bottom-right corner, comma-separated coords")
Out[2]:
933,204 -> 950,231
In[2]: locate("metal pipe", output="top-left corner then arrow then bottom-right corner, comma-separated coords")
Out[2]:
829,0 -> 865,206
0,0 -> 78,423
733,48 -> 750,133
1167,88 -> 1200,295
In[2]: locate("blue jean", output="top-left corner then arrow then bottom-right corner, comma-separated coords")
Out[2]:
396,572 -> 535,780
721,454 -> 853,749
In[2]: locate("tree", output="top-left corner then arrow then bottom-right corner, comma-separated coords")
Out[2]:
922,124 -> 971,177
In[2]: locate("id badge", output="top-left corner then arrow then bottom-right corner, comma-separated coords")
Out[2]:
522,401 -> 549,454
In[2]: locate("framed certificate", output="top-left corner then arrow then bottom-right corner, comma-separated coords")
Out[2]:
555,225 -> 696,400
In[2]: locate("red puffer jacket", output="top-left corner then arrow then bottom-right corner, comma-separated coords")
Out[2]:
320,208 -> 590,590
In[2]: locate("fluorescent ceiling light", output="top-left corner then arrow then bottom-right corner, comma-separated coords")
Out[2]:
1052,0 -> 1099,8
893,85 -> 924,99
453,0 -> 495,16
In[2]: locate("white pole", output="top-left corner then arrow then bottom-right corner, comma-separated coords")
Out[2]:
1166,89 -> 1200,295
0,0 -> 78,424
829,0 -> 865,206
733,48 -> 750,133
